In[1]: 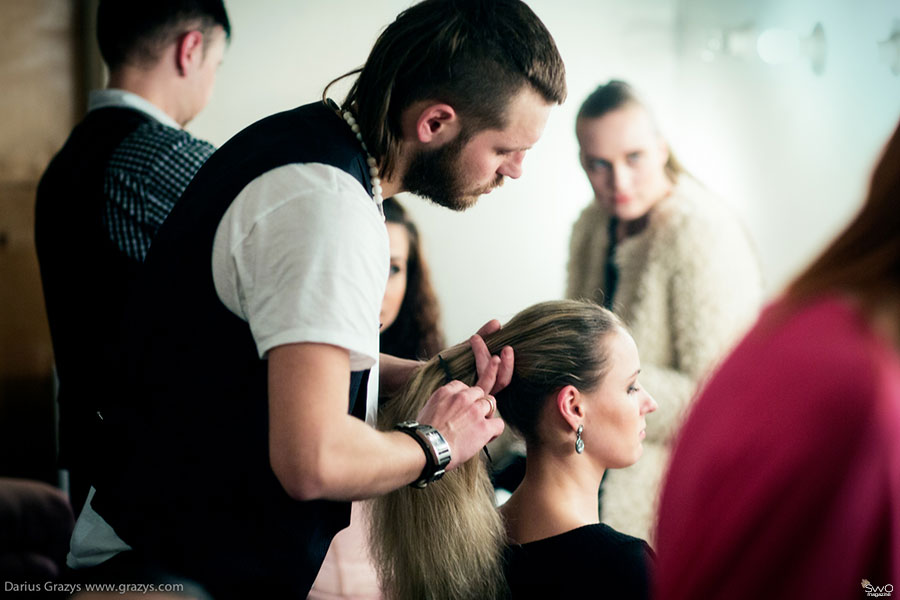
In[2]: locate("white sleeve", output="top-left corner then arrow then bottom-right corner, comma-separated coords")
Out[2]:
211,163 -> 388,371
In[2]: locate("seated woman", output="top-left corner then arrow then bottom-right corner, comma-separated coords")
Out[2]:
370,299 -> 657,600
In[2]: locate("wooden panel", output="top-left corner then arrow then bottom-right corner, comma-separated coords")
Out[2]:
0,182 -> 53,378
0,0 -> 82,182
0,1 -> 86,483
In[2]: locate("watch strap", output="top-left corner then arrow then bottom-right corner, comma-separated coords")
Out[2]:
394,420 -> 451,488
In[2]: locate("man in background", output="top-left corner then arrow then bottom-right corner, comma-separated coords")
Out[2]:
35,0 -> 230,514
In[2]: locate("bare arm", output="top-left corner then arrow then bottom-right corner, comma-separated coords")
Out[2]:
269,342 -> 504,501
379,352 -> 421,397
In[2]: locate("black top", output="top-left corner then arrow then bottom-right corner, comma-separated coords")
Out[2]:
504,523 -> 655,599
35,107 -> 151,473
91,101 -> 373,599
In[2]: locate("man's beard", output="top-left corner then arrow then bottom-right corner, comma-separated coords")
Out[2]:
402,134 -> 504,212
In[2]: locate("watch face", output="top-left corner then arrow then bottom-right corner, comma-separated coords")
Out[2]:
423,430 -> 451,466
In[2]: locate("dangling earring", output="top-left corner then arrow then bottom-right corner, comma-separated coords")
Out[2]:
575,424 -> 584,454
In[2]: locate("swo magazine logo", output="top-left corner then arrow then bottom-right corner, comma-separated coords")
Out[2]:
863,579 -> 894,598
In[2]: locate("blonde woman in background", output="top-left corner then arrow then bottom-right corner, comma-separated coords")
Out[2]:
371,300 -> 657,600
567,80 -> 763,541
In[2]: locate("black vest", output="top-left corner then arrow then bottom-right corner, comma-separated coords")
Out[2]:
35,107 -> 151,470
92,102 -> 374,598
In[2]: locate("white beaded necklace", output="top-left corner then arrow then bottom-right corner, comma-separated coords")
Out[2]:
341,109 -> 383,204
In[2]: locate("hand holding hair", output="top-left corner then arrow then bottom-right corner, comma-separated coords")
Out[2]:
415,378 -> 505,472
471,319 -> 515,395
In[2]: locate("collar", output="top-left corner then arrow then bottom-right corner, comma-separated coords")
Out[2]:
88,89 -> 181,130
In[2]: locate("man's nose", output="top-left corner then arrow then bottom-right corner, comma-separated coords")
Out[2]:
499,152 -> 525,179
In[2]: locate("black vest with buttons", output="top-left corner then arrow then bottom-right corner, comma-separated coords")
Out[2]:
92,102 -> 374,598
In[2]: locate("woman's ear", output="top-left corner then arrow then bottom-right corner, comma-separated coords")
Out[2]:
555,385 -> 585,432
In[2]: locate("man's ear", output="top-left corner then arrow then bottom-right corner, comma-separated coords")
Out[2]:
176,30 -> 205,76
555,385 -> 585,432
413,103 -> 460,144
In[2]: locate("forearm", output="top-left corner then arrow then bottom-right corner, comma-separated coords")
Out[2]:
379,352 -> 421,397
269,341 -> 504,503
275,413 -> 429,501
269,343 -> 428,500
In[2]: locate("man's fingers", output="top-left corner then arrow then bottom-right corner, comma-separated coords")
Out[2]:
470,333 -> 501,394
493,345 -> 514,394
475,319 -> 501,338
471,333 -> 490,376
474,355 -> 500,397
485,414 -> 505,442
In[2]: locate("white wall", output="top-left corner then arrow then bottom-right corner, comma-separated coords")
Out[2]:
188,0 -> 900,346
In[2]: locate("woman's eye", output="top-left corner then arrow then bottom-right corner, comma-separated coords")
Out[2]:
626,152 -> 642,165
627,385 -> 639,394
389,264 -> 401,275
589,159 -> 609,172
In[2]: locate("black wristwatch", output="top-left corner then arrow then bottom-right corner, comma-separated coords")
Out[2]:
394,421 -> 452,488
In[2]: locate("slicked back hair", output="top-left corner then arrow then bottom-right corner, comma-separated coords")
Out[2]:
329,0 -> 567,180
578,79 -> 683,182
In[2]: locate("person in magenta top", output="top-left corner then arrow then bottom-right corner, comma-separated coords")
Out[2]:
655,118 -> 900,599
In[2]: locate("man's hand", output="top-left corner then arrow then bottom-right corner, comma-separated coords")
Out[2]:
413,319 -> 513,471
472,319 -> 514,395
415,380 -> 504,471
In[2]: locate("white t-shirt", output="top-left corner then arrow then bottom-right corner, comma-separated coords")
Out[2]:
212,162 -> 387,369
69,162 -> 388,568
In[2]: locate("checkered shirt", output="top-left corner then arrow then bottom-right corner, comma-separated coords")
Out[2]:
102,120 -> 215,260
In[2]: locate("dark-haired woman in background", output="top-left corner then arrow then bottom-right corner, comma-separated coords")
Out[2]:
379,197 -> 445,361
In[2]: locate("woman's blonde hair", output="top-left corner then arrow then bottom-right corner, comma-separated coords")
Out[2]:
371,300 -> 623,600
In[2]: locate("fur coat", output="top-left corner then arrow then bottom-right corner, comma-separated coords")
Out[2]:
567,175 -> 764,542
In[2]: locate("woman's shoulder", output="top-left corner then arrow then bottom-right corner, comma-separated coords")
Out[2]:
572,523 -> 654,559
649,176 -> 756,260
506,523 -> 652,569
653,175 -> 738,230
504,524 -> 653,598
571,199 -> 610,235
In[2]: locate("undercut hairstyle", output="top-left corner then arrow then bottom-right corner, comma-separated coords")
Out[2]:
787,118 -> 900,341
380,197 -> 445,361
371,300 -> 623,599
326,0 -> 567,180
578,79 -> 683,182
97,0 -> 231,71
